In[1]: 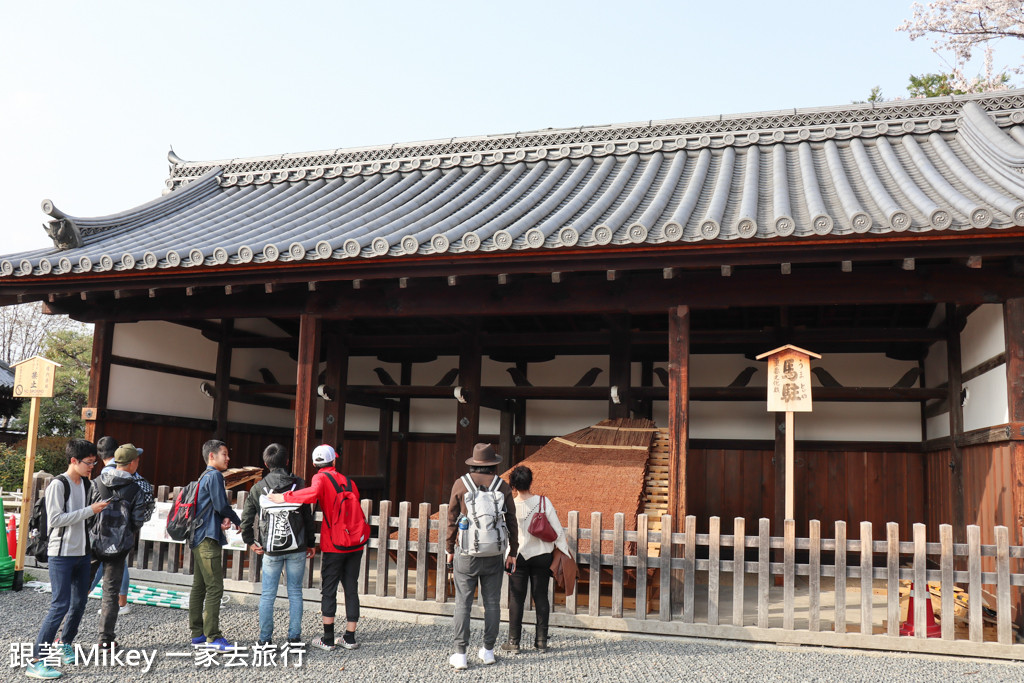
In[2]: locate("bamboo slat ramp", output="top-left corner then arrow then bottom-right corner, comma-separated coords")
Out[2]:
642,428 -> 671,556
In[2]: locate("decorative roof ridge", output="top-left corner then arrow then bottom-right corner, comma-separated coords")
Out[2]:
166,90 -> 1024,191
42,167 -> 223,251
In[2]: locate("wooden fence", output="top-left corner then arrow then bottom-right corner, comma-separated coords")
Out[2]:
21,477 -> 1024,659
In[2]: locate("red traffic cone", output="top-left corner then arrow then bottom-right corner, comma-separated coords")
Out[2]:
900,582 -> 942,637
5,514 -> 16,559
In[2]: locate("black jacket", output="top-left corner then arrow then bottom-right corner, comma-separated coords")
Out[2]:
240,469 -> 316,556
89,467 -> 155,538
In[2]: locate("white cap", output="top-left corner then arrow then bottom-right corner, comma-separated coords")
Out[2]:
311,444 -> 336,466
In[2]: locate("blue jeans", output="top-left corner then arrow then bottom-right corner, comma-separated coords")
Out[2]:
34,555 -> 91,658
90,557 -> 130,595
258,551 -> 306,642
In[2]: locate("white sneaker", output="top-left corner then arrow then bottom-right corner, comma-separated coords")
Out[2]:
449,653 -> 468,670
478,647 -> 495,665
118,604 -> 130,615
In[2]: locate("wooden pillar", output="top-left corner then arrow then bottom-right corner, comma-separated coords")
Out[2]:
321,330 -> 348,457
946,304 -> 966,542
83,321 -> 113,442
293,314 -> 321,484
395,361 -> 412,502
609,316 -> 631,419
1002,297 -> 1024,630
772,411 -> 786,587
212,319 -> 233,441
499,401 -> 514,463
514,361 -> 528,463
638,359 -> 654,420
667,306 -> 690,604
379,401 -> 394,501
453,328 -> 482,482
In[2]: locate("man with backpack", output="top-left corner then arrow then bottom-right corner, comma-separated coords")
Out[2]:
26,439 -> 109,680
267,444 -> 368,651
240,443 -> 315,646
88,443 -> 154,649
444,443 -> 518,670
188,439 -> 242,652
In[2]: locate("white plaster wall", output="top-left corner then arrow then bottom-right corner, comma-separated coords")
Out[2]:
106,324 -> 936,443
961,304 -> 1007,431
108,321 -> 218,418
229,345 -> 298,428
961,304 -> 1005,369
923,305 -> 1008,439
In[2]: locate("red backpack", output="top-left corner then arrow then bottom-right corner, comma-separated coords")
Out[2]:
322,471 -> 370,551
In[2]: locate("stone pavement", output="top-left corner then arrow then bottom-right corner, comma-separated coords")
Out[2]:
2,578 -> 1022,682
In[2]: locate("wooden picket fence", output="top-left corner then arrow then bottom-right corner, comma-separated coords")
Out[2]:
23,477 -> 1024,659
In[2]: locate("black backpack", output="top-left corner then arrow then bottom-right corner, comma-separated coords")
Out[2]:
26,474 -> 91,564
257,482 -> 304,554
89,480 -> 140,560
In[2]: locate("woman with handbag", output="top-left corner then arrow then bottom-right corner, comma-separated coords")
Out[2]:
501,465 -> 570,653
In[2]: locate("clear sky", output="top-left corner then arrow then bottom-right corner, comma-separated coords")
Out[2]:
1,0 -> 1018,255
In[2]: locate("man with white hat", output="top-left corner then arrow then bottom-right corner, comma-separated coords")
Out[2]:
269,444 -> 369,651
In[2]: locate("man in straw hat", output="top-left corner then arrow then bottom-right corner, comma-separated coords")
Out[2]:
444,443 -> 518,670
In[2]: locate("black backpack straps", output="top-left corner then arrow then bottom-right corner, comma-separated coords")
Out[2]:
322,470 -> 351,494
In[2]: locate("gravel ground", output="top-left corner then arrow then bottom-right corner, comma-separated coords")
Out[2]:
2,580 -> 1022,682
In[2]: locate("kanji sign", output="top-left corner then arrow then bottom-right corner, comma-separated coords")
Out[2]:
756,345 -> 820,413
11,356 -> 61,399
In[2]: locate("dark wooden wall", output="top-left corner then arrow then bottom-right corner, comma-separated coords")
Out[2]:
101,417 -> 289,489
686,446 -> 928,537
927,443 -> 1015,553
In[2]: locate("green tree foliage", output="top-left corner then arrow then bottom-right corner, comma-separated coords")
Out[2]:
13,329 -> 92,438
864,71 -> 1013,103
0,436 -> 72,491
906,73 -> 964,98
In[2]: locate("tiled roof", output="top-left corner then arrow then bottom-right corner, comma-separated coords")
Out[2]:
5,91 -> 1024,279
0,361 -> 13,391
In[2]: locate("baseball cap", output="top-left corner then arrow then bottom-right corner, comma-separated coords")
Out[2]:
114,443 -> 143,465
311,444 -> 336,466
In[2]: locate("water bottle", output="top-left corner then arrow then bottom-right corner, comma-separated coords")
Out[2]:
458,515 -> 469,532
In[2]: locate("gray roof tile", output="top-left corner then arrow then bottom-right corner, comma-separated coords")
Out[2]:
4,92 -> 1024,278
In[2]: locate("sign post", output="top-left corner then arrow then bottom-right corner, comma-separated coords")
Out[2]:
10,356 -> 60,591
755,345 -> 819,521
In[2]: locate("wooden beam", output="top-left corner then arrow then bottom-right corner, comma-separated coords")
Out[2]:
667,305 -> 689,605
213,319 -> 233,440
109,354 -> 256,386
293,314 -> 321,483
50,262 -> 1024,323
84,321 -> 114,442
946,304 -> 966,544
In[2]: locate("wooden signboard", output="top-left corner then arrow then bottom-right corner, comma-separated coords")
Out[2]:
12,356 -> 59,398
10,356 -> 61,590
755,345 -> 820,523
763,347 -> 815,412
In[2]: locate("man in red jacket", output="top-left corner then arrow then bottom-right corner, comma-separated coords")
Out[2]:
268,444 -> 368,651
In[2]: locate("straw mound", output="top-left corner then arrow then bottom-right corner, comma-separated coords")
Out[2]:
402,418 -> 656,554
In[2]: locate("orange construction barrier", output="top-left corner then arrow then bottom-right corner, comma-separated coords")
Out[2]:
900,582 -> 942,637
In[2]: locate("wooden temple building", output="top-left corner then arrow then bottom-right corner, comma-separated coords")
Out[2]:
2,90 -> 1024,564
